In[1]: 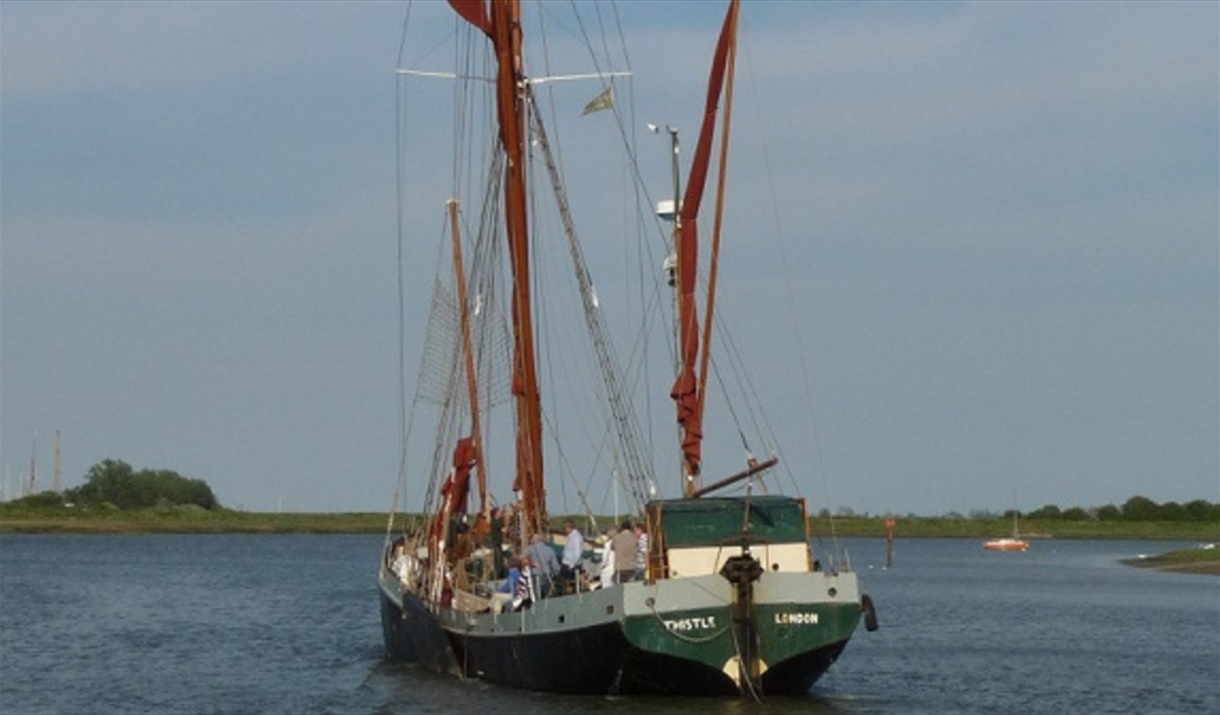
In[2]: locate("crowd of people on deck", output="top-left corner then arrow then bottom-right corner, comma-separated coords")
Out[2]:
388,502 -> 654,615
480,506 -> 651,612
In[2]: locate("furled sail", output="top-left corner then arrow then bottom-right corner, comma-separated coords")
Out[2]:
672,0 -> 739,490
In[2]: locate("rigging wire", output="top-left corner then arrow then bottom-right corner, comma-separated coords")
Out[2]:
737,17 -> 847,549
391,2 -> 424,539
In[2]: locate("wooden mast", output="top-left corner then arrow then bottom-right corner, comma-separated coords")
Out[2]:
698,1 -> 738,433
450,0 -> 546,536
448,199 -> 487,519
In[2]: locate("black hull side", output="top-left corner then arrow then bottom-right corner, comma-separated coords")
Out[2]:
381,583 -> 629,694
379,583 -> 458,674
450,617 -> 628,694
617,647 -> 740,696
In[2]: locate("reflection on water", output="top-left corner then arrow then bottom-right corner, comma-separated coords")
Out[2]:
1,534 -> 1216,714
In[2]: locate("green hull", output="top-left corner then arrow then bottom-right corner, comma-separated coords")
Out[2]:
619,568 -> 862,688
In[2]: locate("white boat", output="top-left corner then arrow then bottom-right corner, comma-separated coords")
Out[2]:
985,508 -> 1029,551
983,537 -> 1030,552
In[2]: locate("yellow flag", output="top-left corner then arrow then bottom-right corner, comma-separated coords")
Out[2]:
581,85 -> 614,116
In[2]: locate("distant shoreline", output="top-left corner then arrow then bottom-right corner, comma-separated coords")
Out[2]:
2,509 -> 1219,538
5,513 -> 1215,577
1118,549 -> 1220,576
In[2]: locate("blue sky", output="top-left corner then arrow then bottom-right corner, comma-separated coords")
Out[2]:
2,1 -> 1216,516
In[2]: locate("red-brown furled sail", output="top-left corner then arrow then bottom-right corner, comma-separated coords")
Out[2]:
448,0 -> 491,36
672,0 -> 739,493
427,436 -> 475,547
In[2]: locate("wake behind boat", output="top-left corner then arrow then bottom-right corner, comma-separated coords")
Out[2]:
378,0 -> 876,698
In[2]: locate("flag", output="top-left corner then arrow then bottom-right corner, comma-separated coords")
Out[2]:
581,85 -> 614,116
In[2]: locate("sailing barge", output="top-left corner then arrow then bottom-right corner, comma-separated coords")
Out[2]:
378,0 -> 876,697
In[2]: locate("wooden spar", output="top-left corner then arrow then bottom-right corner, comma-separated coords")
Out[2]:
688,455 -> 778,499
488,0 -> 546,538
698,0 -> 739,430
448,198 -> 487,520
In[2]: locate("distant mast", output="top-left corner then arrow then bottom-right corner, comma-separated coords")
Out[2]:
53,429 -> 62,494
28,432 -> 38,496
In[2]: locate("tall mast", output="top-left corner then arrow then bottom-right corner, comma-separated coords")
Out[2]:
450,0 -> 546,536
497,0 -> 545,538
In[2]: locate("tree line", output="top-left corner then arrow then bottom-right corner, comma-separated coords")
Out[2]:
6,458 -> 1216,523
827,494 -> 1219,522
50,458 -> 220,510
1024,495 -> 1218,523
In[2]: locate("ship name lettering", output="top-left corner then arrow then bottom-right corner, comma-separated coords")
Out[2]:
663,616 -> 716,632
775,612 -> 819,625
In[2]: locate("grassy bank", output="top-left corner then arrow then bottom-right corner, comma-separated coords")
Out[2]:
0,505 -> 392,534
1119,546 -> 1220,575
2,504 -> 1217,542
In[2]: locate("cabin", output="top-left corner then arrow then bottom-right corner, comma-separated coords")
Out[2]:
645,496 -> 815,579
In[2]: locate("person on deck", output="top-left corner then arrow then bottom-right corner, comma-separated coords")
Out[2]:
559,519 -> 585,593
502,503 -> 521,554
633,521 -> 649,581
513,553 -> 536,610
611,520 -> 638,585
528,533 -> 559,597
489,505 -> 505,578
598,526 -> 618,588
491,555 -> 521,613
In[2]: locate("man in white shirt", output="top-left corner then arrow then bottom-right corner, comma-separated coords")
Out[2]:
559,519 -> 585,593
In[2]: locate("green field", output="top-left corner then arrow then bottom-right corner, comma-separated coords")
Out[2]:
1,503 -> 1216,543
0,505 -> 394,534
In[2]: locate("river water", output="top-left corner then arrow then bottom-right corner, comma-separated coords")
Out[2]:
1,533 -> 1215,714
